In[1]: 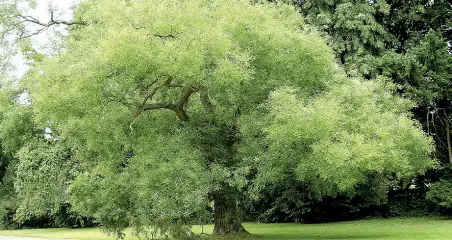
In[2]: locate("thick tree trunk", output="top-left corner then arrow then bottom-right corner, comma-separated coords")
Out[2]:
213,193 -> 248,235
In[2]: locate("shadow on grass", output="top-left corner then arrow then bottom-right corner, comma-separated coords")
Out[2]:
205,233 -> 390,240
259,233 -> 390,240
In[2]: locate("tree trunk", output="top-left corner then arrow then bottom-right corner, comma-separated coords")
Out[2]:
445,116 -> 452,164
213,193 -> 248,235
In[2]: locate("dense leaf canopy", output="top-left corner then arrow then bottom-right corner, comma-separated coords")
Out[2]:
0,0 -> 435,237
242,77 -> 433,200
26,0 -> 335,235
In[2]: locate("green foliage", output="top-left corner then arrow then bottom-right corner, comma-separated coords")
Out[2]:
426,179 -> 452,209
384,0 -> 451,53
0,105 -> 38,154
26,0 -> 335,237
293,0 -> 451,79
0,86 -> 83,229
0,158 -> 17,229
242,76 -> 433,201
283,0 -> 451,219
292,0 -> 394,75
0,89 -> 22,229
376,30 -> 452,107
14,140 -> 73,223
0,0 -> 435,236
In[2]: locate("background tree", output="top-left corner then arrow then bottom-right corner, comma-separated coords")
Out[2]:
0,87 -> 33,229
291,0 -> 451,162
0,82 -> 87,229
295,0 -> 393,76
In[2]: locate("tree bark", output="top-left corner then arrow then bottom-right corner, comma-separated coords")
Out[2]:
445,115 -> 452,164
213,193 -> 248,235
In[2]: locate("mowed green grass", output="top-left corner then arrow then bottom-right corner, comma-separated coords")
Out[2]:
0,218 -> 451,240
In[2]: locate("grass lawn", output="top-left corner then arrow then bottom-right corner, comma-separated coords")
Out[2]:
0,218 -> 451,240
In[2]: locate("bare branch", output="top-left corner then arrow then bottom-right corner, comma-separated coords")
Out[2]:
129,112 -> 142,135
103,94 -> 138,109
19,27 -> 49,39
19,15 -> 41,25
164,76 -> 184,88
177,85 -> 198,109
14,11 -> 88,39
129,101 -> 176,135
18,13 -> 87,27
49,18 -> 88,26
431,110 -> 447,147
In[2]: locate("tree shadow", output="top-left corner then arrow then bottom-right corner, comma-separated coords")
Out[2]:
261,233 -> 390,240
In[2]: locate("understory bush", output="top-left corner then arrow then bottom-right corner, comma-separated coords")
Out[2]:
247,175 -> 438,223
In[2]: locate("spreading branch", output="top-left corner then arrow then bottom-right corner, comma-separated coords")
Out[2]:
108,75 -> 214,135
116,75 -> 214,134
19,11 -> 87,27
128,76 -> 201,134
173,85 -> 199,121
17,11 -> 87,39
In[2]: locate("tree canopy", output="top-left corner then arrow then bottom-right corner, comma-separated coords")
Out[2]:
0,0 -> 435,238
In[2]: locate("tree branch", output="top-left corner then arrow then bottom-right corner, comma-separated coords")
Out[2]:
129,101 -> 176,134
142,102 -> 176,111
16,11 -> 87,39
177,85 -> 198,109
152,33 -> 177,39
19,27 -> 50,39
200,88 -> 214,113
139,84 -> 198,122
164,76 -> 184,88
19,13 -> 87,27
127,76 -> 205,134
129,23 -> 178,39
140,78 -> 161,106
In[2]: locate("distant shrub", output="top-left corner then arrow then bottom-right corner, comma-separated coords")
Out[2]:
0,198 -> 18,230
427,180 -> 452,208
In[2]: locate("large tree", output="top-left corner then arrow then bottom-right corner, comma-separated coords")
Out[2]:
27,1 -> 335,235
7,0 -> 433,238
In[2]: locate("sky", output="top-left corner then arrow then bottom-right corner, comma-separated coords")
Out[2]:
10,0 -> 80,104
12,0 -> 80,77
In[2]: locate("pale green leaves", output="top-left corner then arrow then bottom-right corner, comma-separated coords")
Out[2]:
19,0 -> 401,236
251,77 -> 434,199
15,140 -> 72,222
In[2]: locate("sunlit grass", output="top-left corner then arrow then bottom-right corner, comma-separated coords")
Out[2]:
1,218 -> 452,239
